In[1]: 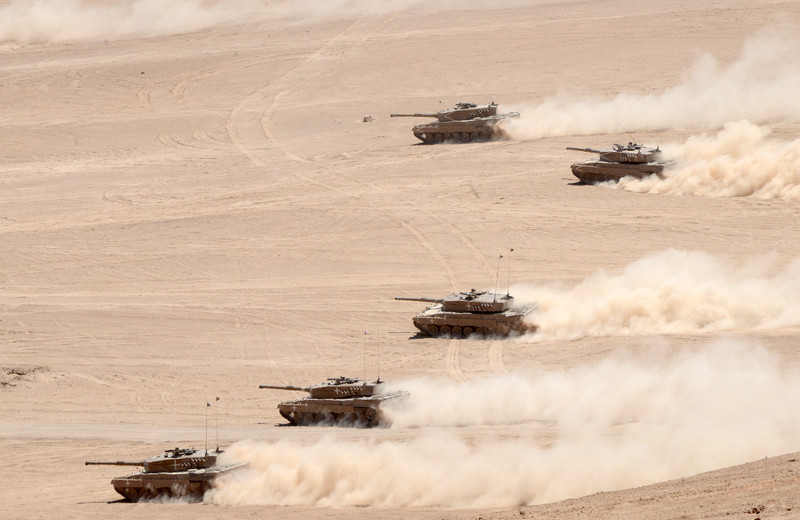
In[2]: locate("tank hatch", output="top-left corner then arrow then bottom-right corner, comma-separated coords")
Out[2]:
441,290 -> 514,312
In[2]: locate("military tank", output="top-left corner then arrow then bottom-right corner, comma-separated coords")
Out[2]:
391,102 -> 519,144
259,377 -> 409,427
85,447 -> 245,501
567,142 -> 669,184
395,289 -> 537,337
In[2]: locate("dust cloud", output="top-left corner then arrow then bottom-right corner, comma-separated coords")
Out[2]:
208,340 -> 800,507
513,250 -> 800,341
616,120 -> 800,199
504,26 -> 800,139
0,0 -> 261,44
274,0 -> 577,22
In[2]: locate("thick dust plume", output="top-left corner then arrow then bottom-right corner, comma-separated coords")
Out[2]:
616,120 -> 800,199
504,26 -> 800,139
0,0 -> 260,44
207,341 -> 800,507
513,250 -> 800,341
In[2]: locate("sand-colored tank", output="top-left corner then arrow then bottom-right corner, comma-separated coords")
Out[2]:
259,377 -> 409,427
85,447 -> 245,501
391,102 -> 519,144
395,289 -> 537,337
567,142 -> 669,184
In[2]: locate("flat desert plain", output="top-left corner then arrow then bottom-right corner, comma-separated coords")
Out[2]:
2,0 -> 800,519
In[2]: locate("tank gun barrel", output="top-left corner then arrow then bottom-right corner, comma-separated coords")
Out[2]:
390,113 -> 437,118
259,384 -> 310,392
395,296 -> 443,303
85,460 -> 144,466
566,146 -> 604,154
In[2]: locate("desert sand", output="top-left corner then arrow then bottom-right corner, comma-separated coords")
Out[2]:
2,0 -> 800,518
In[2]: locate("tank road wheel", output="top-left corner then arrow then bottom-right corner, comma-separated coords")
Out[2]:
427,324 -> 439,336
477,327 -> 489,337
361,407 -> 379,426
439,325 -> 451,335
460,132 -> 471,143
463,326 -> 474,337
124,488 -> 140,502
443,133 -> 452,142
433,133 -> 443,144
424,133 -> 435,145
452,326 -> 463,337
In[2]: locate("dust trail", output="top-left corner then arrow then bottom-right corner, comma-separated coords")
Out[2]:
0,0 -> 262,44
504,26 -> 800,139
274,0 -> 579,22
616,120 -> 800,199
512,250 -> 800,341
208,340 -> 800,507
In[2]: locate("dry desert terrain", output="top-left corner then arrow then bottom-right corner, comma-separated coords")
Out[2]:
2,0 -> 800,519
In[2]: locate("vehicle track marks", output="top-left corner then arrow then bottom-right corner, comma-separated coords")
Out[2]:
445,339 -> 467,381
488,340 -> 508,374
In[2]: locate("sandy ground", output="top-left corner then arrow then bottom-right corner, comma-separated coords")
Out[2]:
2,0 -> 800,518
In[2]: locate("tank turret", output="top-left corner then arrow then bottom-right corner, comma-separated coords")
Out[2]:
566,142 -> 662,164
392,102 -> 499,122
396,290 -> 536,338
567,142 -> 670,184
85,447 -> 245,501
259,377 -> 408,427
260,377 -> 387,399
396,290 -> 514,313
391,102 -> 519,144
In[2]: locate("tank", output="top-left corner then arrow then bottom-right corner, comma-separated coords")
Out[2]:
85,447 -> 245,501
259,377 -> 409,427
395,289 -> 537,337
391,102 -> 520,144
567,142 -> 669,184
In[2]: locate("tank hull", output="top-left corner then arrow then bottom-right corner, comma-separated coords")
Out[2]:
571,160 -> 666,184
412,304 -> 537,337
412,112 -> 519,144
277,391 -> 409,427
110,463 -> 245,502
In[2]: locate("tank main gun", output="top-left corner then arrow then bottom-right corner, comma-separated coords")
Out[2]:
85,460 -> 145,466
566,146 -> 604,154
390,113 -> 439,118
394,296 -> 443,303
259,384 -> 310,392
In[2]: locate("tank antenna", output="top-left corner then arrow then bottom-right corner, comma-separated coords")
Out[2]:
494,253 -> 503,302
363,330 -> 368,382
507,248 -> 514,296
205,401 -> 210,455
620,124 -> 637,145
215,396 -> 220,451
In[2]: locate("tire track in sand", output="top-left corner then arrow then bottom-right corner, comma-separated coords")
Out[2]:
223,15 -> 471,381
